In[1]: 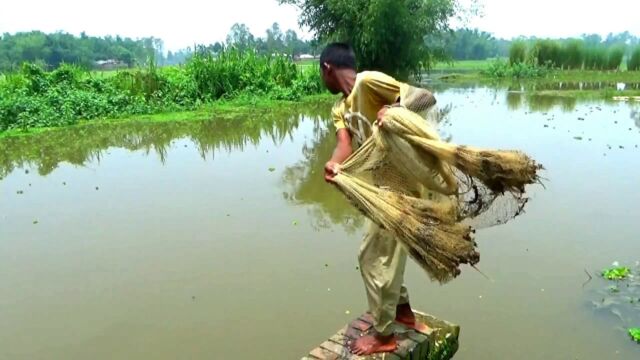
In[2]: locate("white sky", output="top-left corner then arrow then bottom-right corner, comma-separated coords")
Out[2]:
1,0 -> 639,51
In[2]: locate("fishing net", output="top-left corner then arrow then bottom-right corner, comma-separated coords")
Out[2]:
330,87 -> 543,283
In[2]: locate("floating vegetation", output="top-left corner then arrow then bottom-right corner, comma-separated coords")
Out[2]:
602,266 -> 631,280
590,263 -> 640,345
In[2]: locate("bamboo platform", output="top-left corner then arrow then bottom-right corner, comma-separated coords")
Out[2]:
301,311 -> 459,360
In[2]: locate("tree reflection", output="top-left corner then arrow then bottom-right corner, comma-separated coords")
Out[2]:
279,103 -> 454,233
0,103 -> 330,179
280,118 -> 365,234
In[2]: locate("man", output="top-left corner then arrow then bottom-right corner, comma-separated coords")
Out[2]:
321,43 -> 430,356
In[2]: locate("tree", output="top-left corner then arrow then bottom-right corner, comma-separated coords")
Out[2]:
280,0 -> 469,78
212,42 -> 224,54
266,22 -> 284,55
226,23 -> 255,51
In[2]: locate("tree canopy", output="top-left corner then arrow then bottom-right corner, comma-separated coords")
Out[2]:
280,0 -> 469,78
0,31 -> 165,71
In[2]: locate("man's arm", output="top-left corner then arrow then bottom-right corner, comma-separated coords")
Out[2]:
324,128 -> 352,182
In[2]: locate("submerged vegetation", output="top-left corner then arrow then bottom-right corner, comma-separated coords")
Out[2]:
0,48 -> 323,133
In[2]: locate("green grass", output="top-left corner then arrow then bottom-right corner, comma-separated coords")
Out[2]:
529,90 -> 640,101
433,59 -> 502,71
438,67 -> 640,83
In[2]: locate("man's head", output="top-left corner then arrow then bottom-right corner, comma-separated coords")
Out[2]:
320,43 -> 356,95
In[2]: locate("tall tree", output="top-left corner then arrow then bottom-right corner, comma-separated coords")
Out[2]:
266,22 -> 284,54
226,23 -> 255,51
280,0 -> 472,78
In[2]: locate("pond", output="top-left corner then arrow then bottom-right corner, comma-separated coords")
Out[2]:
1,86 -> 639,359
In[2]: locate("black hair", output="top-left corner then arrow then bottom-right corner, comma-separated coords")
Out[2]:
320,43 -> 356,70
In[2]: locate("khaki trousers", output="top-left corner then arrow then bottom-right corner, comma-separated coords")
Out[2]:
358,221 -> 410,335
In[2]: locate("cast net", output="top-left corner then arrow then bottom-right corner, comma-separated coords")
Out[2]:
331,87 -> 543,283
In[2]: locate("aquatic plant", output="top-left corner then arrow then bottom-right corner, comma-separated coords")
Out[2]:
601,266 -> 631,280
630,328 -> 640,343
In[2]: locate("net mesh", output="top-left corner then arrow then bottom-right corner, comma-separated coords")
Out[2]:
331,88 -> 543,283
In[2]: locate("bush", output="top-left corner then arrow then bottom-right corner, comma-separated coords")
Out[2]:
584,46 -> 608,70
482,60 -> 547,79
509,41 -> 527,65
533,40 -> 561,67
560,39 -> 585,69
606,45 -> 625,70
0,49 -> 323,131
629,47 -> 640,71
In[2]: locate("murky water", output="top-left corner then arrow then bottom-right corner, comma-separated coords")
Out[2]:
1,87 -> 639,360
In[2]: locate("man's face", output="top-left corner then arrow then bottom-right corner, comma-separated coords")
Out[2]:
320,64 -> 341,95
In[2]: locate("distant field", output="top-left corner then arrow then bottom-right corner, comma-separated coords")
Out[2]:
432,59 -> 504,71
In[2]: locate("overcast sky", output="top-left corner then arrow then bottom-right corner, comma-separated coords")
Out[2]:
1,0 -> 639,51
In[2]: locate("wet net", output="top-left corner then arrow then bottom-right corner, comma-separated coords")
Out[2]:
331,87 -> 543,283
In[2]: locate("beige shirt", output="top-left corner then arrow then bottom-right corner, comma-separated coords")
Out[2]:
332,71 -> 410,134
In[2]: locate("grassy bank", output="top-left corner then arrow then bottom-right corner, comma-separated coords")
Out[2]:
0,48 -> 324,133
0,93 -> 335,139
438,68 -> 640,82
433,59 -> 503,71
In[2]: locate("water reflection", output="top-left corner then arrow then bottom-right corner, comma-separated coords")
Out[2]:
0,103 -> 329,180
280,121 -> 365,233
279,103 -> 454,233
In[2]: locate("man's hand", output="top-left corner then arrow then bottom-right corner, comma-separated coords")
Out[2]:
324,161 -> 339,182
376,106 -> 388,127
376,103 -> 400,127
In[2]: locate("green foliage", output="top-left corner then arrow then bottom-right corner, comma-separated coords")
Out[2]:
0,50 -> 323,132
601,266 -> 631,280
444,28 -> 505,61
629,47 -> 640,71
482,60 -> 547,79
630,328 -> 640,343
0,31 -> 165,71
560,40 -> 585,69
606,45 -> 625,70
532,40 -> 561,67
509,41 -> 527,65
281,0 -> 465,78
584,46 -> 608,70
506,38 -> 635,71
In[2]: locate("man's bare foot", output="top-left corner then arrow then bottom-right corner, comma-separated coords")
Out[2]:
395,303 -> 430,334
350,333 -> 397,355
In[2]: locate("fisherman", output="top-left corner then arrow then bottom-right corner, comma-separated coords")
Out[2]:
320,42 -> 430,356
